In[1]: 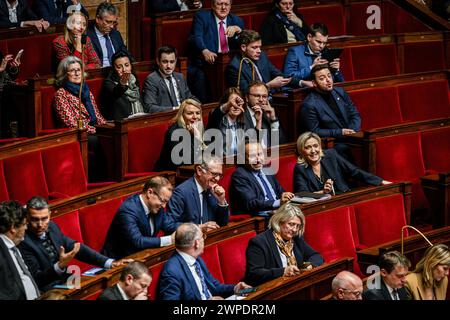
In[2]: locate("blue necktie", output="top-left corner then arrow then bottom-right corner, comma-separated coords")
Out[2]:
201,190 -> 209,224
194,260 -> 211,300
104,34 -> 114,63
258,171 -> 275,201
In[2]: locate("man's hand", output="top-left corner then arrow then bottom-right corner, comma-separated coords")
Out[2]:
266,76 -> 291,89
285,10 -> 303,27
300,80 -> 314,88
226,25 -> 241,38
311,56 -> 329,69
260,100 -> 276,121
211,184 -> 227,204
133,290 -> 148,300
189,0 -> 203,9
111,258 -> 134,268
234,282 -> 252,295
329,58 -> 340,70
251,104 -> 263,129
202,49 -> 217,64
200,221 -> 220,232
280,192 -> 294,204
283,265 -> 300,277
342,128 -> 356,135
57,243 -> 80,269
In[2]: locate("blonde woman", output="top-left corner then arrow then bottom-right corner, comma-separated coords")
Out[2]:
405,244 -> 450,300
155,99 -> 205,171
244,202 -> 323,286
52,11 -> 101,70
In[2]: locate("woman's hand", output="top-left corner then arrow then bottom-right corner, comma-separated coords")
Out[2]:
119,72 -> 131,86
0,54 -> 13,73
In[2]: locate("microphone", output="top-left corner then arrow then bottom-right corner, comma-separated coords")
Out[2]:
77,34 -> 87,130
401,225 -> 433,255
81,34 -> 87,45
237,56 -> 256,90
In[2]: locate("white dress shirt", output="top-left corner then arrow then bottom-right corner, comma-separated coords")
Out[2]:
139,195 -> 172,247
177,250 -> 211,300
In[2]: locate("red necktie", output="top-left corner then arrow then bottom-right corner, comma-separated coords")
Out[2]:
219,21 -> 229,53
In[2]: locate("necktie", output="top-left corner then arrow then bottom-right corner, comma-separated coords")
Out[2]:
392,289 -> 399,300
258,171 -> 275,201
194,260 -> 211,300
201,190 -> 209,224
166,75 -> 178,107
11,246 -> 40,296
40,235 -> 58,264
218,21 -> 229,53
148,214 -> 154,236
104,34 -> 114,63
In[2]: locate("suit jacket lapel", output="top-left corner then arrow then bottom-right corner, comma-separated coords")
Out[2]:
176,252 -> 202,300
332,90 -> 349,126
190,178 -> 202,223
267,232 -> 283,268
210,11 -> 219,52
304,165 -> 322,191
317,92 -> 344,127
135,195 -> 152,236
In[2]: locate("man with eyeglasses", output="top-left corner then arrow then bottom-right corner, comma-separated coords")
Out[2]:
284,23 -> 344,89
159,223 -> 251,300
363,251 -> 411,300
331,271 -> 363,300
18,196 -> 129,292
167,156 -> 229,232
102,176 -> 178,259
86,1 -> 133,68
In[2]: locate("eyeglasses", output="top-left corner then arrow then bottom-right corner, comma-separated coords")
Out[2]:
341,288 -> 362,298
202,167 -> 224,179
248,93 -> 269,100
152,191 -> 169,205
67,68 -> 82,75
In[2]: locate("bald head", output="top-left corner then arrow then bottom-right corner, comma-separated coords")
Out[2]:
332,271 -> 363,300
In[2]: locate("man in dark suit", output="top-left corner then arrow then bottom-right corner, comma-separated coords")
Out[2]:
300,63 -> 361,160
86,1 -> 132,68
230,141 -> 294,218
331,271 -> 363,300
187,0 -> 244,102
226,29 -> 300,95
158,223 -> 250,300
18,196 -> 127,292
102,176 -> 177,259
150,0 -> 203,13
34,0 -> 89,25
167,156 -> 229,231
284,23 -> 344,88
98,261 -> 151,300
0,201 -> 40,300
0,0 -> 49,31
143,46 -> 197,114
363,251 -> 411,300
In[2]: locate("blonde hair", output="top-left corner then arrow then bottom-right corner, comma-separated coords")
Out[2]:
269,202 -> 305,236
296,131 -> 324,165
174,99 -> 203,129
414,244 -> 450,288
64,11 -> 88,46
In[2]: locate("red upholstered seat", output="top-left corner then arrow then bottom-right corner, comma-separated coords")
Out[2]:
397,80 -> 450,122
274,155 -> 297,193
219,165 -> 237,205
85,78 -> 104,108
41,86 -> 57,130
249,11 -> 267,33
148,262 -> 164,300
0,161 -> 9,201
304,206 -> 360,275
267,51 -> 286,71
161,20 -> 193,57
78,198 -> 124,252
347,2 -> 384,36
217,231 -> 256,284
127,123 -> 169,173
349,87 -> 402,130
352,194 -> 407,248
141,17 -> 152,60
402,41 -> 445,74
298,4 -> 346,35
421,127 -> 450,173
202,244 -> 225,283
136,71 -> 152,91
3,151 -> 49,204
41,142 -> 87,197
339,48 -> 354,81
384,1 -> 432,33
351,44 -> 399,79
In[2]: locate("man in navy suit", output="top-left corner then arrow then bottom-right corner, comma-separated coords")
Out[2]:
86,1 -> 132,68
158,223 -> 250,300
226,29 -> 301,95
34,0 -> 89,25
0,0 -> 49,31
102,176 -> 177,259
167,156 -> 229,231
283,23 -> 344,88
363,251 -> 411,300
187,0 -> 244,102
230,141 -> 294,218
300,63 -> 361,160
18,196 -> 127,292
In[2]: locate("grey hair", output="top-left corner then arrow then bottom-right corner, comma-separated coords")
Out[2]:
26,196 -> 49,211
199,155 -> 223,170
331,271 -> 361,296
269,202 -> 305,235
55,56 -> 86,87
212,0 -> 233,5
96,1 -> 119,17
175,223 -> 201,249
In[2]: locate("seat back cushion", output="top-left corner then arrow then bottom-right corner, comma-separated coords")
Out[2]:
52,210 -> 84,243
421,127 -> 450,173
298,4 -> 346,35
274,155 -> 298,193
0,161 -> 9,201
402,41 -> 445,74
219,165 -> 237,206
202,244 -> 225,283
41,86 -> 58,130
351,44 -> 399,79
149,262 -> 165,300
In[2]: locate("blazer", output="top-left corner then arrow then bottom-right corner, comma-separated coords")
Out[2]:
230,166 -> 285,216
142,71 -> 196,114
100,71 -> 143,121
102,193 -> 177,259
52,35 -> 101,70
18,221 -> 110,291
158,252 -> 234,300
0,0 -> 38,28
363,278 -> 409,300
284,43 -> 344,82
404,272 -> 448,300
97,284 -> 124,300
300,86 -> 361,138
245,230 -> 324,286
35,0 -> 89,24
260,9 -> 308,46
293,149 -> 382,194
167,177 -> 229,226
226,52 -> 300,94
0,238 -> 26,300
86,24 -> 133,66
188,9 -> 244,67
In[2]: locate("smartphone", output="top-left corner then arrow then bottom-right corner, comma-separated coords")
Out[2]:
238,287 -> 258,294
15,49 -> 24,61
301,261 -> 312,269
